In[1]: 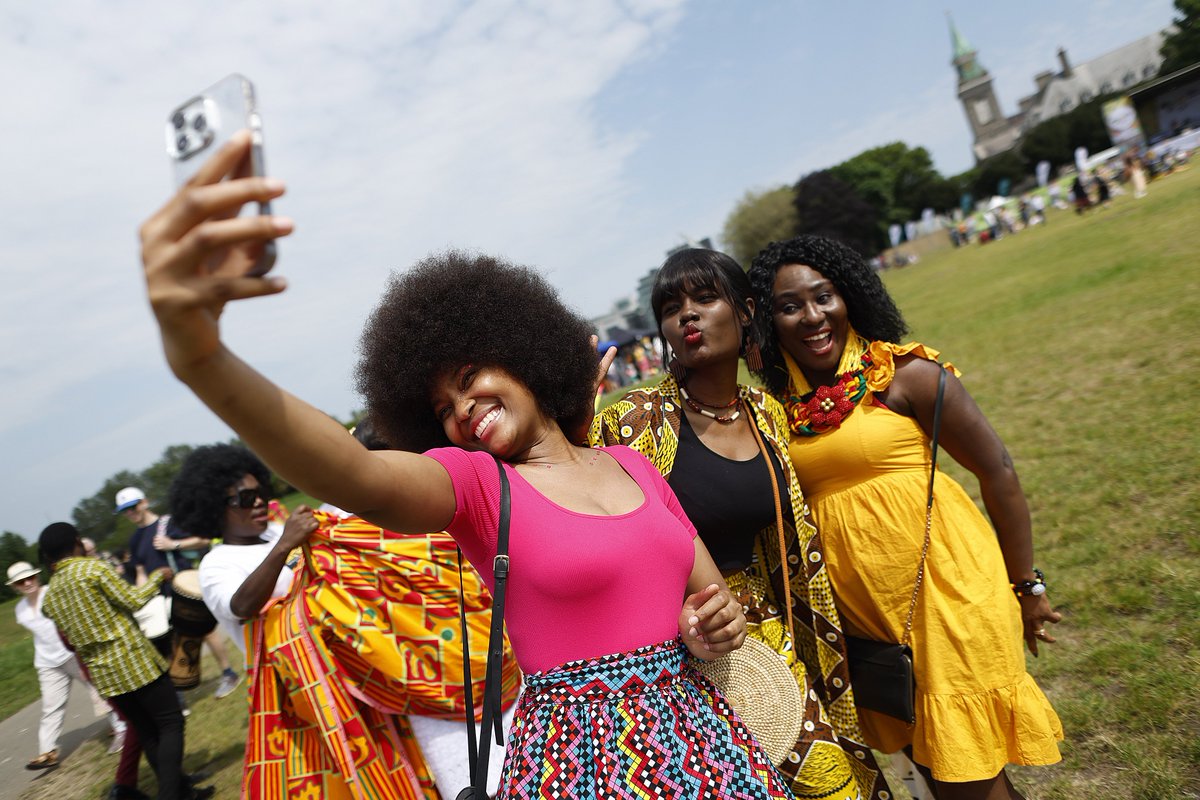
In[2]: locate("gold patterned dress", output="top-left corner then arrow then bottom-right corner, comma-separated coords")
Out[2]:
782,341 -> 1063,783
591,376 -> 888,800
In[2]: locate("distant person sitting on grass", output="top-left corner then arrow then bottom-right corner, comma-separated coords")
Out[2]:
8,561 -> 126,770
37,522 -> 212,800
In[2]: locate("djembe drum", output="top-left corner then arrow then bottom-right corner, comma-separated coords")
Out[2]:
169,569 -> 217,689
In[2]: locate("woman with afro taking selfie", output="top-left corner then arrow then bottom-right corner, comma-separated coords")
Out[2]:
137,132 -> 795,798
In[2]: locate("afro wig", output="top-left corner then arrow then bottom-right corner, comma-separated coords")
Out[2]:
356,250 -> 597,452
168,444 -> 272,538
748,235 -> 908,394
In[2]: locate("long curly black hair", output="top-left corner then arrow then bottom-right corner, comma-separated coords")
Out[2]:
748,235 -> 907,395
356,250 -> 597,452
169,444 -> 272,538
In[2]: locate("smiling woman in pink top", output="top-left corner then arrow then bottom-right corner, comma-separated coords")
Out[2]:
136,133 -> 795,798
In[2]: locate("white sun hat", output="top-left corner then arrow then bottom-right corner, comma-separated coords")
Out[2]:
5,561 -> 40,585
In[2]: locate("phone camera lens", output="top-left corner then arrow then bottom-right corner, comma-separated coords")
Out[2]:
176,134 -> 189,153
192,114 -> 206,132
172,111 -> 185,130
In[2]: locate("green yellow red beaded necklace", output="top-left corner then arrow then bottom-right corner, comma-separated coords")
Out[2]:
784,348 -> 874,437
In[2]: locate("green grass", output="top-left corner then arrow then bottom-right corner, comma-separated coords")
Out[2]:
878,169 -> 1200,800
9,168 -> 1199,800
0,597 -> 39,719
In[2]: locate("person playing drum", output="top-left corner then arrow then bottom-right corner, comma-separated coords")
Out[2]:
116,486 -> 243,699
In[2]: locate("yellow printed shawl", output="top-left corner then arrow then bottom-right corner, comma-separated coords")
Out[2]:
590,377 -> 886,797
243,512 -> 521,800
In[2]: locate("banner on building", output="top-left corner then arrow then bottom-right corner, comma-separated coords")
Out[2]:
1102,96 -> 1145,149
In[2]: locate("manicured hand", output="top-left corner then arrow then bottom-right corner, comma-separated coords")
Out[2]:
679,583 -> 746,661
139,130 -> 293,371
277,505 -> 319,551
1021,593 -> 1063,656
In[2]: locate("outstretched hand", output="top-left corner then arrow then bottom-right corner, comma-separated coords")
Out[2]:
679,583 -> 746,661
139,130 -> 293,372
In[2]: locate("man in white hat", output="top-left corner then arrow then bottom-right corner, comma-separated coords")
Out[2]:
7,560 -> 125,770
115,487 -> 241,699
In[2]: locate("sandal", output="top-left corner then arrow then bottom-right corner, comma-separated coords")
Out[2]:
26,750 -> 59,770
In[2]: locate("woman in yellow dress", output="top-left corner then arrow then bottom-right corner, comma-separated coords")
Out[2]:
748,236 -> 1063,800
592,248 -> 887,800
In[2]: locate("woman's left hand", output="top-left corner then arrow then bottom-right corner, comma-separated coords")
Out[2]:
679,583 -> 746,661
1020,593 -> 1062,656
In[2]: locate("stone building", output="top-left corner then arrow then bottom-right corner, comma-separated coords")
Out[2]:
949,14 -> 1165,161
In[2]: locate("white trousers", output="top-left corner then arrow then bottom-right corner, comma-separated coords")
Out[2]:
408,696 -> 519,797
35,658 -> 123,754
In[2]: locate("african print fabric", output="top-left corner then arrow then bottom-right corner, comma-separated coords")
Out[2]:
500,638 -> 792,798
243,512 -> 521,800
590,377 -> 889,799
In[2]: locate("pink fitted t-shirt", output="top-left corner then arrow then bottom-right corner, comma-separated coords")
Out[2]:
425,445 -> 698,674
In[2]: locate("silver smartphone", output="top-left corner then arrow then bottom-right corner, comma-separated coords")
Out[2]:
165,73 -> 276,275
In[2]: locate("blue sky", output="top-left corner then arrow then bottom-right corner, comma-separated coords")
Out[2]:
0,0 -> 1175,540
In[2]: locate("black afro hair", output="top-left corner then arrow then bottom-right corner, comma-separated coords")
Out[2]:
748,235 -> 908,394
168,444 -> 272,538
355,250 -> 597,452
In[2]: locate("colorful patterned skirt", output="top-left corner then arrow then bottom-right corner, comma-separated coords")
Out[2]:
498,638 -> 794,799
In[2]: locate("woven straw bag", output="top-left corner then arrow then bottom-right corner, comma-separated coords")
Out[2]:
695,637 -> 803,765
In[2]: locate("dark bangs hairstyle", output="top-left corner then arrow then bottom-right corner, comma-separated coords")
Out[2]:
651,248 -> 764,360
169,444 -> 273,538
356,250 -> 597,452
748,235 -> 907,395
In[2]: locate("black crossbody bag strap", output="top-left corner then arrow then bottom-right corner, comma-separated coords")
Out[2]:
456,456 -> 511,799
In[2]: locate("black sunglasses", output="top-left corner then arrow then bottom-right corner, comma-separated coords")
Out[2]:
225,487 -> 265,509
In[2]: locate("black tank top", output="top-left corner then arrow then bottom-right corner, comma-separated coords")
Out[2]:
668,411 -> 792,571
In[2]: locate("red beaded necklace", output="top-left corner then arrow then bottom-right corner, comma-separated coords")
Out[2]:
678,383 -> 741,423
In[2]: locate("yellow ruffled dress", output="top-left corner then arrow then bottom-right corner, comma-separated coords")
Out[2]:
786,342 -> 1063,783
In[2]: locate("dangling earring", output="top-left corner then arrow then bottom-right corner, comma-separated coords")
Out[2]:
743,328 -> 764,372
668,355 -> 687,383
745,341 -> 763,372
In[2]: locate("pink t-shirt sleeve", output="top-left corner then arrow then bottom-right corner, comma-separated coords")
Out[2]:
424,447 -> 502,566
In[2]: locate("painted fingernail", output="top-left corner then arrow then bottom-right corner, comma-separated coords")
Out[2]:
689,616 -> 699,626
689,627 -> 697,637
272,216 -> 294,232
264,178 -> 285,192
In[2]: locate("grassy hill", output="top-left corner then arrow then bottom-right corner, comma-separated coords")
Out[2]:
11,166 -> 1199,800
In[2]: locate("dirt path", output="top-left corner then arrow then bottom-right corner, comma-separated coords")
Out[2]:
0,683 -> 111,800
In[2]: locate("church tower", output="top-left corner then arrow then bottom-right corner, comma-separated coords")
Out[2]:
949,14 -> 1019,161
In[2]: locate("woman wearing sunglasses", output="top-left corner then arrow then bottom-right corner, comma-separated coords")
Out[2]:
168,443 -> 319,654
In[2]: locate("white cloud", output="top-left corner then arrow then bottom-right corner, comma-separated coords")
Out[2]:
0,0 -> 686,536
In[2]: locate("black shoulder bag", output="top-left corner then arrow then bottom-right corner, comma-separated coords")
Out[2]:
456,456 -> 512,800
845,366 -> 946,724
